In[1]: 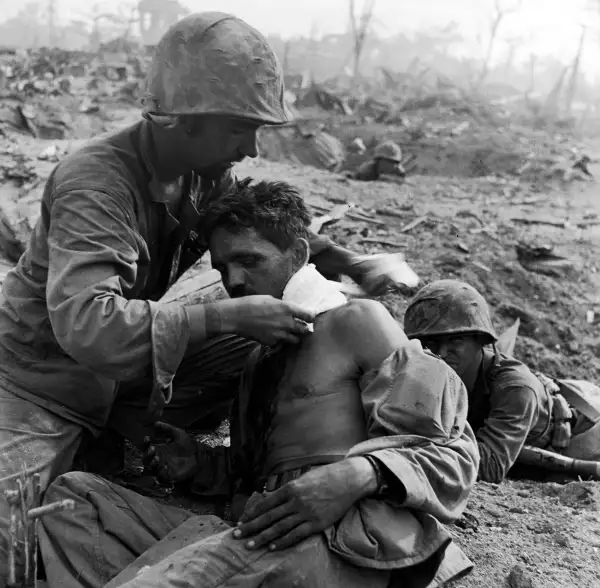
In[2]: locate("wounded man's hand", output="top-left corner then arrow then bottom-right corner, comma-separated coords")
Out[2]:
143,422 -> 198,484
233,457 -> 377,551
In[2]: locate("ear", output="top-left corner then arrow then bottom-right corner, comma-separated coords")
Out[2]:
290,237 -> 309,270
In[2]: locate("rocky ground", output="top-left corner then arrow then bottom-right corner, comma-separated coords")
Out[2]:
1,97 -> 600,586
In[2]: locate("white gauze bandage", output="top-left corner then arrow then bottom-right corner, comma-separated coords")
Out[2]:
282,264 -> 347,332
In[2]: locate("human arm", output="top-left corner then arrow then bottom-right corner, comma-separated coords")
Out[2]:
475,385 -> 539,483
46,189 -> 190,382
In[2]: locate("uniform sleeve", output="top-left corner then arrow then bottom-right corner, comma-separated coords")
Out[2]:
347,344 -> 479,523
475,385 -> 539,483
46,189 -> 190,384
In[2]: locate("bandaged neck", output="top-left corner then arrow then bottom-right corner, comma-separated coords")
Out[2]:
282,264 -> 347,327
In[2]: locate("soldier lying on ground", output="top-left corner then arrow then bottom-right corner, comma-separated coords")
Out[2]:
38,180 -> 479,588
0,13 -> 402,584
403,279 -> 600,483
352,140 -> 413,182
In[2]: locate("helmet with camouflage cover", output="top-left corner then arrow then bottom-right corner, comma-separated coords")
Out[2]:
141,12 -> 291,125
373,140 -> 403,163
403,279 -> 497,343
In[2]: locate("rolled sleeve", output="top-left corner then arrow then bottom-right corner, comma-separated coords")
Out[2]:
347,347 -> 479,523
46,189 -> 191,383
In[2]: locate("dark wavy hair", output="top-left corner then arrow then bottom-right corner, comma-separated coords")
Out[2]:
202,177 -> 312,250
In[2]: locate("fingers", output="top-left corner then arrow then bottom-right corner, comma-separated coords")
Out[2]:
238,513 -> 305,550
236,500 -> 292,537
265,522 -> 313,551
285,302 -> 316,324
239,488 -> 287,524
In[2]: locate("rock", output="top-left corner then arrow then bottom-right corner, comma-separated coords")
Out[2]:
527,520 -> 555,534
508,564 -> 534,588
553,532 -> 570,547
38,143 -> 61,162
454,511 -> 479,532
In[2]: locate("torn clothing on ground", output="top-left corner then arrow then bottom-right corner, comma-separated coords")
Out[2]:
0,119 -> 358,435
470,349 -> 600,483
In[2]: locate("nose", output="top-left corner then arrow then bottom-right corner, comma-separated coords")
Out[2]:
436,342 -> 452,360
225,265 -> 246,295
240,129 -> 259,159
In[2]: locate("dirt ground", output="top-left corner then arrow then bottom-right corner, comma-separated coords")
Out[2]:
2,101 -> 600,587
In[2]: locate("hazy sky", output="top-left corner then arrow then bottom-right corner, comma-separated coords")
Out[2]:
3,0 -> 600,76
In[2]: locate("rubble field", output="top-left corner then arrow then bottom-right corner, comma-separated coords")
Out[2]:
2,49 -> 600,587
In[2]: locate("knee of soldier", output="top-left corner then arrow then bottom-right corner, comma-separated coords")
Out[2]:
43,471 -> 106,506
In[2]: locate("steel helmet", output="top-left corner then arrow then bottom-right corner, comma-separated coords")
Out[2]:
141,12 -> 291,125
404,279 -> 497,343
374,140 -> 403,163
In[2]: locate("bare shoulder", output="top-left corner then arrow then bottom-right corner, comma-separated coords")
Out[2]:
324,299 -> 408,370
328,298 -> 394,329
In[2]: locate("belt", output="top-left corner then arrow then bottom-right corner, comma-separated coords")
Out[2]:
263,465 -> 314,492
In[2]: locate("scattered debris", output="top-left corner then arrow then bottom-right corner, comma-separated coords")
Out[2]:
511,216 -> 570,229
515,242 -> 575,277
398,215 -> 428,233
309,204 -> 353,233
359,237 -> 406,248
471,261 -> 492,272
4,472 -> 74,587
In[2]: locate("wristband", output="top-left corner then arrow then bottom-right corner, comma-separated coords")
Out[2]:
363,455 -> 389,497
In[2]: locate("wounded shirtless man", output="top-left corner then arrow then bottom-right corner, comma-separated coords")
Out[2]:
39,179 -> 479,588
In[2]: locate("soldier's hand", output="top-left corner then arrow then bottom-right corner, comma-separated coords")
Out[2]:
142,422 -> 198,484
233,457 -> 377,551
227,296 -> 315,346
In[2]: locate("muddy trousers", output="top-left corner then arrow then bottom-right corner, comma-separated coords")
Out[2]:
0,335 -> 257,587
39,472 -> 391,588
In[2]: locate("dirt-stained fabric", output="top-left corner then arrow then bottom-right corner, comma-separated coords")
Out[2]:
229,341 -> 477,586
38,343 -> 476,588
469,349 -> 553,483
471,350 -> 600,482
